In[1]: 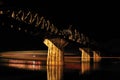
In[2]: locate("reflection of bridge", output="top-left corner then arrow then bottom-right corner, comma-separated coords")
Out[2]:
0,9 -> 101,65
0,58 -> 100,80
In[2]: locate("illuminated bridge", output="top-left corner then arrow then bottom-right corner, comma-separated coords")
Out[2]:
0,9 -> 101,65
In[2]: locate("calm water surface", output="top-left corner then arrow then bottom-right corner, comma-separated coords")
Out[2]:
0,51 -> 120,80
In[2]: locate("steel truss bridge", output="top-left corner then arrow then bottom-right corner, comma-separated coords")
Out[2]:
0,9 -> 101,65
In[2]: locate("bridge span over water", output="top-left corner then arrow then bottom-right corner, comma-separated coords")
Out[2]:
0,9 -> 101,65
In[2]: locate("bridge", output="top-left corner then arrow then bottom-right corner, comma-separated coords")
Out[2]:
0,9 -> 101,65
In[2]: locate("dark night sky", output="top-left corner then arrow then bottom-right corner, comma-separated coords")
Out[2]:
0,0 -> 120,54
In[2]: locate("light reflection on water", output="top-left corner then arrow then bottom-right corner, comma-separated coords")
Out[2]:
0,50 -> 101,80
0,51 -> 120,80
0,58 -> 100,80
0,58 -> 99,71
0,58 -> 120,80
0,58 -> 46,70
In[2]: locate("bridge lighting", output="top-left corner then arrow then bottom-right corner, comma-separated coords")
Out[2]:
0,9 -> 93,46
77,38 -> 81,43
0,9 -> 102,66
46,20 -> 50,30
11,11 -> 15,18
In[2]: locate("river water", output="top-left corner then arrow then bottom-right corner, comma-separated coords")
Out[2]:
0,51 -> 120,80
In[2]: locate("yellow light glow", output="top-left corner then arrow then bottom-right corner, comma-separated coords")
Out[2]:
0,11 -> 3,14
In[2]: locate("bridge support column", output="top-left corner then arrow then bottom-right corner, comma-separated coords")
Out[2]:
44,39 -> 68,65
93,51 -> 101,62
79,48 -> 90,62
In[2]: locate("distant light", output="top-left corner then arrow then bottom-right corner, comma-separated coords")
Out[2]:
18,27 -> 21,31
24,29 -> 27,32
0,11 -> 3,14
11,25 -> 13,28
33,55 -> 36,57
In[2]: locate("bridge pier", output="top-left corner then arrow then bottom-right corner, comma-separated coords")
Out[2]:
93,51 -> 101,62
79,48 -> 101,62
79,48 -> 91,62
44,39 -> 68,65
